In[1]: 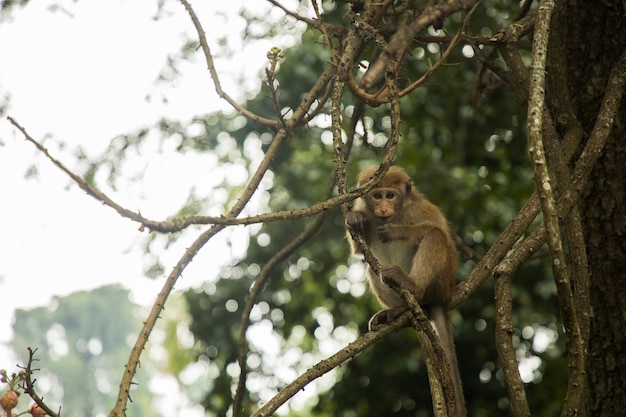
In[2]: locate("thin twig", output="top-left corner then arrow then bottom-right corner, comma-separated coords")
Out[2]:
21,348 -> 62,417
106,0 -> 359,413
0,123 -> 362,234
180,0 -> 279,127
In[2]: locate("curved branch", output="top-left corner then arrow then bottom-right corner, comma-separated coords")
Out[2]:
3,122 -> 365,233
347,26 -> 462,107
107,126 -> 291,417
526,5 -> 587,417
251,313 -> 411,417
361,0 -> 479,89
232,175 -> 337,417
180,0 -> 279,128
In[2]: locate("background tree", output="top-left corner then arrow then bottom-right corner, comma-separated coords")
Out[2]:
10,286 -> 158,417
2,1 -> 624,417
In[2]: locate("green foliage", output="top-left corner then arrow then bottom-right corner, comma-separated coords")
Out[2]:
173,6 -> 564,417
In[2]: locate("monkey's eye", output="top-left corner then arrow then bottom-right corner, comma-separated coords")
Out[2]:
372,191 -> 383,199
385,191 -> 395,199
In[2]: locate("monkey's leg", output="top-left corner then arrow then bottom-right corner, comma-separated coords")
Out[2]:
368,265 -> 419,331
408,230 -> 452,305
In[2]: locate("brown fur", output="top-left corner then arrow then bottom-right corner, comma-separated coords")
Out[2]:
345,165 -> 466,416
347,166 -> 457,309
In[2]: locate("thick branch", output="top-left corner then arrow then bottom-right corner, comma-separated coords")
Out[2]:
527,4 -> 587,416
493,270 -> 531,417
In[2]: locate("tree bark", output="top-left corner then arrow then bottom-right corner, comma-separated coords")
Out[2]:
553,1 -> 626,415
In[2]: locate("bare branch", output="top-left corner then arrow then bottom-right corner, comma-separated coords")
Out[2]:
347,26 -> 462,107
107,1 -> 365,412
361,0 -> 479,88
232,175 -> 337,417
451,190 -> 539,307
180,0 -> 279,127
267,0 -> 317,26
526,4 -> 587,416
252,313 -> 411,417
3,123 -> 368,234
21,348 -> 62,417
493,270 -> 532,417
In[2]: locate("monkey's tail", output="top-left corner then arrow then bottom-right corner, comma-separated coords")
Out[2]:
430,306 -> 467,417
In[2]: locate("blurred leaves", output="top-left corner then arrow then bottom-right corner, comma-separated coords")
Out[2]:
166,2 -> 563,416
10,285 -> 158,417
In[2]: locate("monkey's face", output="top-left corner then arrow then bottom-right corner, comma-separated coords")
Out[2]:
367,187 -> 401,223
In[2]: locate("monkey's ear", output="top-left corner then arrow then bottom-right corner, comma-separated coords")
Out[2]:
405,179 -> 412,195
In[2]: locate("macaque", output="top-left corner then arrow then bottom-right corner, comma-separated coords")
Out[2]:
345,165 -> 466,416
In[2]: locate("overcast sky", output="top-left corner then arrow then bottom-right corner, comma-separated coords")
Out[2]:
0,0 -> 290,369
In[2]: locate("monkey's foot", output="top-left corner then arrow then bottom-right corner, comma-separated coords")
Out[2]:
368,307 -> 408,331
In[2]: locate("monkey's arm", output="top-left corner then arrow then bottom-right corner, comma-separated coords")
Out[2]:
377,222 -> 443,244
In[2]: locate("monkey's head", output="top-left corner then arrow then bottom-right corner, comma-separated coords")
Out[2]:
357,166 -> 414,223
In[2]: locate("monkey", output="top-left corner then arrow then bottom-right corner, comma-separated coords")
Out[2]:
345,166 -> 457,325
345,165 -> 466,416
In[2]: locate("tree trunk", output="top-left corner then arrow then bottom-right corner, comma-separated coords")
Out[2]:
557,1 -> 626,415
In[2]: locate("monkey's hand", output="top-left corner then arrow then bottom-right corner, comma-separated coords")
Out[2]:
368,306 -> 408,331
346,210 -> 369,233
377,224 -> 407,242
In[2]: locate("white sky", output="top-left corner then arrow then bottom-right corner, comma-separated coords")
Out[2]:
0,0 -> 290,370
